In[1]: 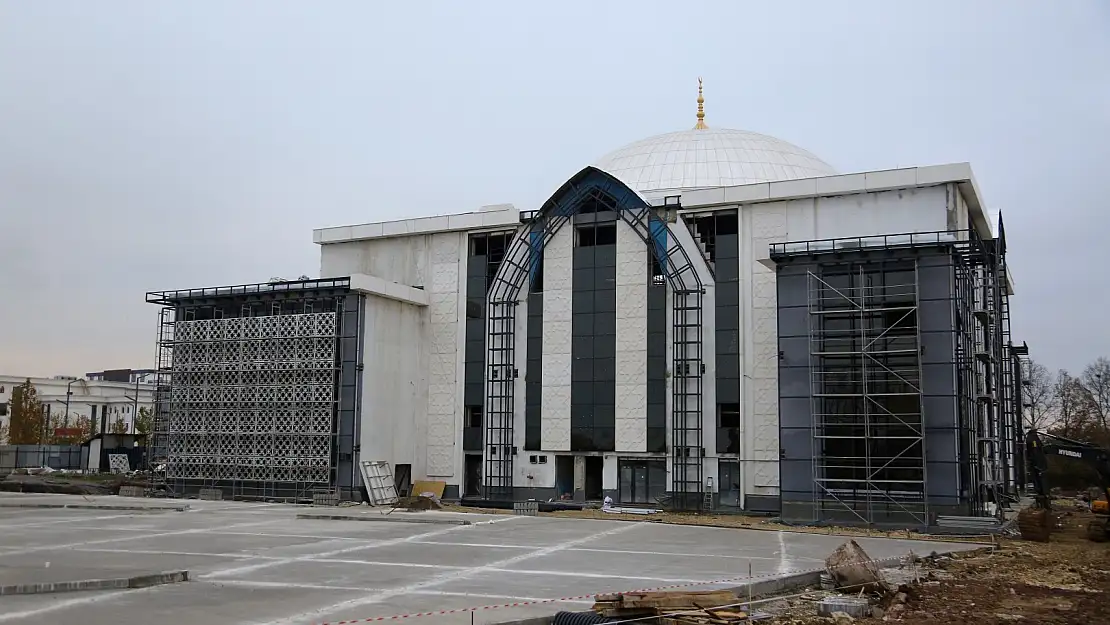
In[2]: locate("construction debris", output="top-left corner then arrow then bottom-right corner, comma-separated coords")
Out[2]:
823,539 -> 889,593
593,590 -> 748,624
815,596 -> 869,618
393,494 -> 443,511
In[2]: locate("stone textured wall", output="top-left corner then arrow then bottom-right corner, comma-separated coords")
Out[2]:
425,232 -> 463,478
540,226 -> 572,450
615,220 -> 648,451
745,206 -> 786,494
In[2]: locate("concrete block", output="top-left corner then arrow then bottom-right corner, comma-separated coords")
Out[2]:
199,487 -> 224,501
816,596 -> 871,618
117,485 -> 146,498
312,492 -> 340,507
0,570 -> 188,596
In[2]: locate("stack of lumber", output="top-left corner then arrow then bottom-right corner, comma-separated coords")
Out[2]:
593,590 -> 748,624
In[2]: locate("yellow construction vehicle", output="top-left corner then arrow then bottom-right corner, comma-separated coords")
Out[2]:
1018,430 -> 1110,542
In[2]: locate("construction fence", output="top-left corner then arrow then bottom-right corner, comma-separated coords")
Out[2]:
0,445 -> 84,472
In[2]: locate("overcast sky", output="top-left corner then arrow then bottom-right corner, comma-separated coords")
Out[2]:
1,1 -> 1107,378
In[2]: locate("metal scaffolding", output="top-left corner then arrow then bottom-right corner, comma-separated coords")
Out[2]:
773,226 -> 1016,526
806,259 -> 928,526
147,279 -> 349,502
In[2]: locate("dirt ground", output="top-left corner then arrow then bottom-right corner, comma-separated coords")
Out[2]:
769,507 -> 1110,624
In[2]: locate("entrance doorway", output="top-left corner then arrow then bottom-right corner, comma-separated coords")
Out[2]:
555,456 -> 574,500
618,459 -> 666,504
464,454 -> 482,497
584,456 -> 603,500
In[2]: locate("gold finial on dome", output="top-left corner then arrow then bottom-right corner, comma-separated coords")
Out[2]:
694,77 -> 708,130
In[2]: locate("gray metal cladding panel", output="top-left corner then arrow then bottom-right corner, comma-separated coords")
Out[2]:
779,397 -> 813,428
571,240 -> 616,452
464,383 -> 483,406
780,459 -> 814,496
716,329 -> 740,354
920,330 -> 956,365
593,245 -> 617,268
572,291 -> 594,314
595,290 -> 617,313
647,285 -> 666,309
922,395 -> 959,429
716,353 -> 740,379
525,381 -> 542,405
925,433 -> 960,462
921,362 -> 958,396
918,299 -> 956,332
926,461 -> 961,497
466,276 -> 487,298
717,378 -> 739,404
776,307 -> 809,339
917,264 -> 955,301
716,232 -> 739,260
775,273 -> 809,309
716,285 -> 739,307
716,304 -> 739,330
715,258 -> 739,282
778,366 -> 811,399
572,268 -> 596,290
779,427 -> 812,460
464,341 -> 484,368
778,336 -> 809,368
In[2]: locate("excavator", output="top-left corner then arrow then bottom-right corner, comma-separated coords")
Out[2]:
1018,429 -> 1110,542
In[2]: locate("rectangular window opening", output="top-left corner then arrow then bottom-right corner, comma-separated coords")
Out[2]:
718,403 -> 741,428
466,405 -> 483,429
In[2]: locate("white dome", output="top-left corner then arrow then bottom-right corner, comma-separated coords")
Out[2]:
594,127 -> 836,195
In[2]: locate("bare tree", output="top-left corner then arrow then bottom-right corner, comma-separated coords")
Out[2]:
1021,359 -> 1057,431
1055,370 -> 1084,437
1080,357 -> 1110,435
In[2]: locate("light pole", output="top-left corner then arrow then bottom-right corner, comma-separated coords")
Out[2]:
64,379 -> 80,429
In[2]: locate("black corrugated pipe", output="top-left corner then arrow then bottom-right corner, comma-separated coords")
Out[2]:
552,611 -> 613,625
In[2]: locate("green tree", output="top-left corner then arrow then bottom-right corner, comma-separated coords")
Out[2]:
51,415 -> 95,445
110,415 -> 129,435
8,379 -> 45,444
135,406 -> 154,438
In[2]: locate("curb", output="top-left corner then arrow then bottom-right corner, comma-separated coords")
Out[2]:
296,513 -> 472,526
0,570 -> 189,596
0,502 -> 189,512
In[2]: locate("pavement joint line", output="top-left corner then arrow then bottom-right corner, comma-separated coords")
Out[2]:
409,539 -> 821,562
256,519 -> 647,625
273,558 -> 709,583
73,547 -> 281,561
200,518 -> 504,580
0,518 -> 278,557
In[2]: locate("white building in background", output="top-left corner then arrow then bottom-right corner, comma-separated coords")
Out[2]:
147,81 -> 1023,529
0,372 -> 155,438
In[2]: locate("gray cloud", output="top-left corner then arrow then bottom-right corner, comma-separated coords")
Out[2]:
1,0 -> 1107,376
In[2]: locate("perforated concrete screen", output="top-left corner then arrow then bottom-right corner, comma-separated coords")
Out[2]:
165,313 -> 337,485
